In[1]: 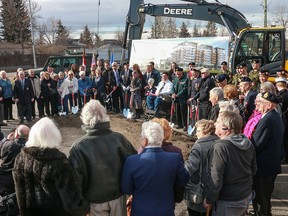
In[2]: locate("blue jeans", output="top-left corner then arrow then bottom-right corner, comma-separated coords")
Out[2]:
146,95 -> 156,110
212,193 -> 252,216
146,95 -> 163,111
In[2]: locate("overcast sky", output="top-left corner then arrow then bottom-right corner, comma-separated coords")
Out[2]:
35,0 -> 286,39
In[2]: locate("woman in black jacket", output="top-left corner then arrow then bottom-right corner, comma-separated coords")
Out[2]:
12,117 -> 89,216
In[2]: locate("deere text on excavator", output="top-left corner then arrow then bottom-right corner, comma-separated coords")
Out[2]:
121,0 -> 287,76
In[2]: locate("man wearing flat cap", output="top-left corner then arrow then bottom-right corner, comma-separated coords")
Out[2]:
193,68 -> 215,120
251,92 -> 284,216
249,59 -> 261,90
215,74 -> 227,89
239,77 -> 257,120
172,68 -> 188,131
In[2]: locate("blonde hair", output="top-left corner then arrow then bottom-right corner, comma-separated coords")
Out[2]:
151,118 -> 172,141
195,119 -> 215,135
223,84 -> 238,99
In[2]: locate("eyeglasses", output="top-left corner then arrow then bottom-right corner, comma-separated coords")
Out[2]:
215,121 -> 229,130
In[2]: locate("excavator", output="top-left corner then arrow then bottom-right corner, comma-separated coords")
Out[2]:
121,0 -> 287,75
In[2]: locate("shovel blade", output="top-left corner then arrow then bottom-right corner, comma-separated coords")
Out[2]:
123,108 -> 128,117
169,122 -> 174,128
187,125 -> 193,136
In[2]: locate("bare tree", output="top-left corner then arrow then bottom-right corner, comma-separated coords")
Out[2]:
36,17 -> 58,44
271,4 -> 288,28
114,29 -> 125,46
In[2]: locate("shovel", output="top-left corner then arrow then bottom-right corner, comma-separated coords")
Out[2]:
59,98 -> 67,116
169,99 -> 175,128
187,104 -> 193,135
123,91 -> 129,117
191,102 -> 199,135
71,92 -> 78,114
127,93 -> 134,119
93,89 -> 97,100
84,92 -> 87,105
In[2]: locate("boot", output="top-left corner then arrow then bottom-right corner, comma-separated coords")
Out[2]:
134,109 -> 140,119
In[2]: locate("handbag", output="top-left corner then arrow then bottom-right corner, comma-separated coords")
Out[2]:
184,144 -> 204,205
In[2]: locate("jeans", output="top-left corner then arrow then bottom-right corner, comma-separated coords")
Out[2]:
212,193 -> 252,216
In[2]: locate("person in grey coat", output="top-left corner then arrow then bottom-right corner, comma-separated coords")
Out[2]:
185,119 -> 218,216
204,111 -> 257,216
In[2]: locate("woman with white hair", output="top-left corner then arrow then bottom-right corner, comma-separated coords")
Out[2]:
121,121 -> 189,216
208,87 -> 224,122
12,117 -> 89,216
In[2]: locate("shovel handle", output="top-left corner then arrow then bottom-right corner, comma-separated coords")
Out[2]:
206,206 -> 211,216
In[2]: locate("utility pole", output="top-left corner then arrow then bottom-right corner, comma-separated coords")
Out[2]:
28,0 -> 37,68
264,0 -> 267,27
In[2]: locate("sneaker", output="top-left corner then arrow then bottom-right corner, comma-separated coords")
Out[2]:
3,120 -> 7,124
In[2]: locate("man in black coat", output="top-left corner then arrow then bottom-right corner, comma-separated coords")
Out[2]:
110,62 -> 124,113
14,71 -> 35,123
142,63 -> 161,90
119,62 -> 132,110
0,125 -> 29,195
239,77 -> 257,121
251,92 -> 284,216
194,68 -> 215,120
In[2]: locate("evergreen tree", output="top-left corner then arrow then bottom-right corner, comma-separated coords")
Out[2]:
79,25 -> 93,48
150,17 -> 178,39
165,18 -> 178,38
179,22 -> 191,38
0,0 -> 31,44
202,21 -> 217,37
192,23 -> 201,37
94,33 -> 103,48
55,20 -> 69,45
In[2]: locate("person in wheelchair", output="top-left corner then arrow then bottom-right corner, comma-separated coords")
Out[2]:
146,72 -> 173,116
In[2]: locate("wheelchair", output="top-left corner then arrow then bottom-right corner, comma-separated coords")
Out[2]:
144,94 -> 172,120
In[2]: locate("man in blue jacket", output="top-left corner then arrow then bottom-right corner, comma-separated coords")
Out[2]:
121,121 -> 189,216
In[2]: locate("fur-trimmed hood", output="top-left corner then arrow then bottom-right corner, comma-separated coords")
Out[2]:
22,147 -> 66,161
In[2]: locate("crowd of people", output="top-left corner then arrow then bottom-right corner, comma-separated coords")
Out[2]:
0,58 -> 286,216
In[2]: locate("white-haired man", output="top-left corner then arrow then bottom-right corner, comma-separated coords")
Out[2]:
13,71 -> 34,123
0,125 -> 29,195
27,69 -> 41,119
121,121 -> 189,215
69,100 -> 137,215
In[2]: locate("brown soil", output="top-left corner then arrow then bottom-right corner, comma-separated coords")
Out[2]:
52,112 -> 195,216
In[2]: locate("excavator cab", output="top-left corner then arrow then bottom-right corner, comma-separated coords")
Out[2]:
230,27 -> 285,75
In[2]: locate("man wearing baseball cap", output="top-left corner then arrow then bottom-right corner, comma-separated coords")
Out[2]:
251,92 -> 284,216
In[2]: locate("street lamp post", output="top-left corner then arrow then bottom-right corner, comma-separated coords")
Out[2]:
28,0 -> 37,68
